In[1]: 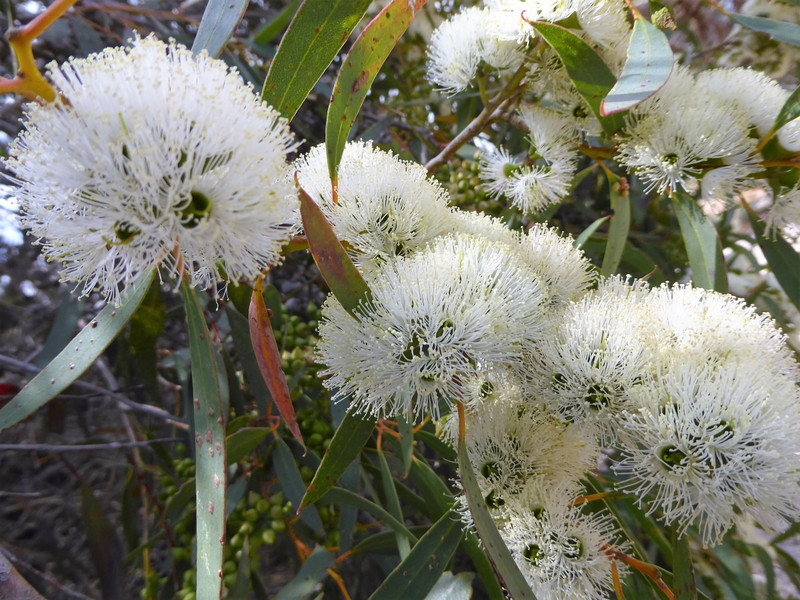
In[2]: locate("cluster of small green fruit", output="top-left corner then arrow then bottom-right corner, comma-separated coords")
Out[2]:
439,157 -> 504,216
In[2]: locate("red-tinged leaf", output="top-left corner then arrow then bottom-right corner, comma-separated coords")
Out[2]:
248,284 -> 304,448
298,183 -> 372,316
326,0 -> 427,181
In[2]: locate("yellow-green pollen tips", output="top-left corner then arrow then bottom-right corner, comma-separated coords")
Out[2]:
179,190 -> 212,228
659,445 -> 687,470
523,543 -> 543,564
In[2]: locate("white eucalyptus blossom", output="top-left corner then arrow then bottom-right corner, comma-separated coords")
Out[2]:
532,282 -> 655,443
615,360 -> 800,546
767,184 -> 800,233
447,210 -> 594,306
616,96 -> 757,195
502,482 -> 628,600
294,141 -> 452,275
645,283 -> 799,385
316,234 -> 550,420
426,7 -> 523,95
445,397 -> 599,523
695,67 -> 787,137
5,35 -> 298,303
486,0 -> 578,44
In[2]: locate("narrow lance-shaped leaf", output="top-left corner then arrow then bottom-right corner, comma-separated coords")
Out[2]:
368,510 -> 464,600
326,0 -> 427,182
730,13 -> 800,47
671,192 -> 728,293
248,283 -> 304,447
181,282 -> 227,600
531,21 -> 625,134
457,440 -> 538,599
600,175 -> 631,277
0,267 -> 155,432
273,546 -> 336,600
300,408 -> 377,509
744,202 -> 800,313
377,449 -> 411,559
672,529 -> 697,600
272,437 -> 324,535
601,17 -> 673,115
191,0 -> 249,58
770,84 -> 800,136
298,182 -> 372,316
262,0 -> 373,121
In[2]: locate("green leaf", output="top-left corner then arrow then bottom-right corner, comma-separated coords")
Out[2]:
369,510 -> 463,600
408,457 -> 505,600
377,449 -> 411,559
128,283 -> 166,400
736,541 -> 776,600
273,546 -> 336,600
262,0 -> 373,121
771,84 -> 800,134
181,283 -> 227,600
191,0 -> 249,57
321,486 -> 418,544
249,285 -> 303,447
730,13 -> 800,46
573,215 -> 611,249
397,413 -> 414,476
326,0 -> 427,181
425,572 -> 474,600
300,408 -> 376,509
34,291 -> 84,368
672,530 -> 697,600
273,437 -> 325,535
0,268 -> 155,433
601,17 -> 673,115
600,174 -> 631,277
671,192 -> 728,292
298,185 -> 372,317
531,21 -> 625,134
745,204 -> 800,313
227,427 -> 269,464
457,440 -> 537,599
81,486 -> 124,599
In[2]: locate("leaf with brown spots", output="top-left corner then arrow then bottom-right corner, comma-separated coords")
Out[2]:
326,0 -> 427,183
262,0 -> 373,121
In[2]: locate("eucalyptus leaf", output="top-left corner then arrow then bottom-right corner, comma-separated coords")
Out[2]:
601,17 -> 673,115
192,0 -> 249,57
0,267 -> 155,432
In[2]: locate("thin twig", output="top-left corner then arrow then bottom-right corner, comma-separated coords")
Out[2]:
0,353 -> 188,429
0,438 -> 182,452
425,63 -> 529,174
0,545 -> 96,600
425,98 -> 513,174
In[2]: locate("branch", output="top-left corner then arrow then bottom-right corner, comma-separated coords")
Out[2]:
0,438 -> 182,452
0,353 -> 188,429
425,63 -> 529,174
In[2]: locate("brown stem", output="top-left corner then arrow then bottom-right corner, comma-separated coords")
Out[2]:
425,63 -> 529,174
604,546 -> 675,600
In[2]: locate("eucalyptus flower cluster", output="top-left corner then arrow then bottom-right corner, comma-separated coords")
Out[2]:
5,35 -> 298,303
426,0 -> 800,232
307,141 -> 800,598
